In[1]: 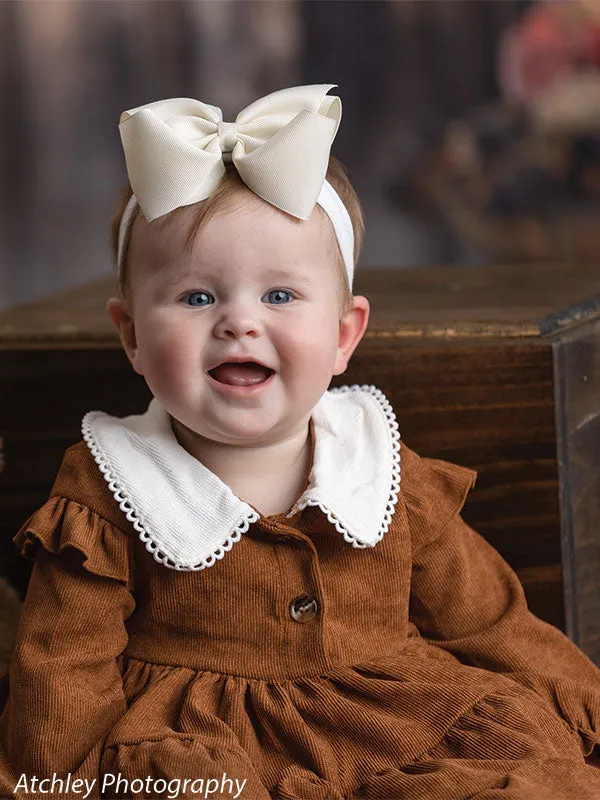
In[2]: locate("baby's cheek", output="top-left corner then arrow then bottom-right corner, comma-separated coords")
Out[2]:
287,329 -> 339,399
140,325 -> 196,390
302,319 -> 340,368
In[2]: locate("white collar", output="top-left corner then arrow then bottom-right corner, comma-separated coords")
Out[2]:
81,384 -> 401,572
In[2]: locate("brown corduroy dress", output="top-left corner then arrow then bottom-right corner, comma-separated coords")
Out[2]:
1,388 -> 600,800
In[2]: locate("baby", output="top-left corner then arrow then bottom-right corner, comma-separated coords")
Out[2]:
106,156 -> 369,523
1,85 -> 600,800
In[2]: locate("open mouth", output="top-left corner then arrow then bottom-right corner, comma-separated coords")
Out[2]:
207,362 -> 275,387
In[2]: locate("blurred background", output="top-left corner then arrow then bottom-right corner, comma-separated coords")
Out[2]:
3,0 -> 600,311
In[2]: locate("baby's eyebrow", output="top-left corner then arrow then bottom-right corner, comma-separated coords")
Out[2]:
170,268 -> 316,286
262,269 -> 316,284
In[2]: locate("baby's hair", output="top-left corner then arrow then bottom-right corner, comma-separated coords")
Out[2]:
109,155 -> 364,318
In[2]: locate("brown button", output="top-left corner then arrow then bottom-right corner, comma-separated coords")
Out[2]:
290,593 -> 318,623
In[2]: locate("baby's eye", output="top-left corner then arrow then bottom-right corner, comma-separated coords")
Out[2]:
266,289 -> 294,304
185,291 -> 212,307
182,289 -> 294,307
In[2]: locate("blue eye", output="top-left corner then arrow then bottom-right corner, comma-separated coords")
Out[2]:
185,291 -> 212,307
267,289 -> 293,304
183,289 -> 294,307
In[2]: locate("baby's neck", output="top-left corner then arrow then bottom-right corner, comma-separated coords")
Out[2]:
171,418 -> 313,518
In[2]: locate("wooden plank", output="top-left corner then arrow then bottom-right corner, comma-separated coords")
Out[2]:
2,264 -> 600,345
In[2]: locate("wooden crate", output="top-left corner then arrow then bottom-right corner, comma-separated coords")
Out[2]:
1,263 -> 600,663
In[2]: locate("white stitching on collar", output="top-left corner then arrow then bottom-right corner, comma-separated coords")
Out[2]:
287,384 -> 401,548
81,418 -> 260,572
81,383 -> 401,571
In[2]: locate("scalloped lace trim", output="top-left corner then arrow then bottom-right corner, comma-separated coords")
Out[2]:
81,383 -> 400,570
81,415 -> 259,572
288,383 -> 401,548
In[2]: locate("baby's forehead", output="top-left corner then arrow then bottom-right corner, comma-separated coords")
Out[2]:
131,192 -> 337,282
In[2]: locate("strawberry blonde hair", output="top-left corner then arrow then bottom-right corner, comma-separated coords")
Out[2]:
109,155 -> 364,318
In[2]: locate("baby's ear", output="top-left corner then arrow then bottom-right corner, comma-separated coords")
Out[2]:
333,295 -> 370,377
106,297 -> 143,375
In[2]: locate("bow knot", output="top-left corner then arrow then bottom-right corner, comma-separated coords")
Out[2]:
217,120 -> 237,155
118,84 -> 342,222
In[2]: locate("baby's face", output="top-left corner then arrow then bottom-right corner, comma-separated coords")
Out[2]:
112,188 -> 368,448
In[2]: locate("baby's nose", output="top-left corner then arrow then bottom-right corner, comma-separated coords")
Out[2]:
218,313 -> 260,338
223,322 -> 259,338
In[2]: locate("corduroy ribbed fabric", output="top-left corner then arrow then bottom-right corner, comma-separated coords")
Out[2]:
1,437 -> 600,799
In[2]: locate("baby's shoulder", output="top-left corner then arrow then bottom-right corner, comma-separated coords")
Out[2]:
399,441 -> 477,539
400,442 -> 476,494
50,439 -> 130,533
13,440 -> 134,588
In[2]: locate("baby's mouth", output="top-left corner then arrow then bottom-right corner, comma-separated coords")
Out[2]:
208,362 -> 275,386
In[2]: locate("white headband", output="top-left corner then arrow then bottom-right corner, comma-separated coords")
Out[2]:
116,85 -> 355,288
117,181 -> 354,288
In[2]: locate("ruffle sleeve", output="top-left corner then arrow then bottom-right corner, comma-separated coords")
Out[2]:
12,495 -> 133,591
400,444 -> 477,556
402,444 -> 600,760
0,496 -> 136,798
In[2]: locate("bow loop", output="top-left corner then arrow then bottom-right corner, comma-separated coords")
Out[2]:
119,96 -> 223,127
236,109 -> 339,218
118,84 -> 342,222
235,83 -> 337,125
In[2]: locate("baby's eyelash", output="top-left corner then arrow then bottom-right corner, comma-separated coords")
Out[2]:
180,288 -> 298,304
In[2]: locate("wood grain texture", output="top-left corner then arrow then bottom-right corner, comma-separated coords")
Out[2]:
553,318 -> 600,664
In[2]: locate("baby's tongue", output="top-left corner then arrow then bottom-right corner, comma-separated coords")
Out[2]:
210,362 -> 271,386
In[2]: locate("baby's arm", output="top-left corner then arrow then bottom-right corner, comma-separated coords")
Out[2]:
0,544 -> 134,798
404,448 -> 600,762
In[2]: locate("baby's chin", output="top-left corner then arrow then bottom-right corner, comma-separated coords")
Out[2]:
168,408 -> 308,452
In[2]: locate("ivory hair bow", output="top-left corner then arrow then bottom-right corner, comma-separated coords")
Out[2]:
118,84 -> 342,223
